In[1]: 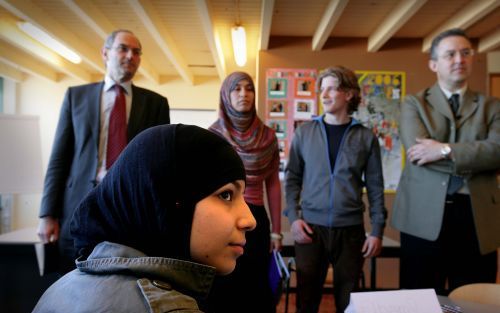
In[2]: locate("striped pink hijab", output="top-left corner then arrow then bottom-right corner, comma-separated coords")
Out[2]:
209,72 -> 279,203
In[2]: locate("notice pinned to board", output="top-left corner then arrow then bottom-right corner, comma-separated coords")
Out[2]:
345,289 -> 442,313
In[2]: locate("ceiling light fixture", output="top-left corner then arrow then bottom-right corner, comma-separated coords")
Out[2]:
231,25 -> 247,67
18,22 -> 82,64
231,0 -> 247,67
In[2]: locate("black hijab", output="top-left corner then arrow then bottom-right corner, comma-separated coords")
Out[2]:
70,124 -> 245,261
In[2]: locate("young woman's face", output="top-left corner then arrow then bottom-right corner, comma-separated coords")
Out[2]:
190,179 -> 256,275
229,79 -> 255,113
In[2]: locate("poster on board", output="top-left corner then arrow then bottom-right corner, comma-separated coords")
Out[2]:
265,68 -> 405,191
265,69 -> 318,179
354,71 -> 405,192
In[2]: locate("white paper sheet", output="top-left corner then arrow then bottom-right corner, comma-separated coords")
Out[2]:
345,289 -> 442,313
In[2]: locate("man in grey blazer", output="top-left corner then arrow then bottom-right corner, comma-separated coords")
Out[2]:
37,29 -> 170,273
392,28 -> 499,294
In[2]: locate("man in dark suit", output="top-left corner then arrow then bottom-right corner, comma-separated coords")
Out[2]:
392,28 -> 499,294
37,29 -> 170,273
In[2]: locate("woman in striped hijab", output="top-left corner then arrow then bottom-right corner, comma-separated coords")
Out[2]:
208,71 -> 282,313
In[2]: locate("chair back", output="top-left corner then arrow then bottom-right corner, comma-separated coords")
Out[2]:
448,283 -> 500,306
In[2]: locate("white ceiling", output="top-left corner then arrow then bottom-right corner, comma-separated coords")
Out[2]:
0,0 -> 499,85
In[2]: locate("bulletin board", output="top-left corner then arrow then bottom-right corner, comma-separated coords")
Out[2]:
265,68 -> 405,191
353,71 -> 406,192
265,68 -> 318,177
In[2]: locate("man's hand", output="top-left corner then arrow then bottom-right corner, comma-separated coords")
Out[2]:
362,236 -> 382,258
291,219 -> 313,244
407,138 -> 445,165
37,216 -> 60,244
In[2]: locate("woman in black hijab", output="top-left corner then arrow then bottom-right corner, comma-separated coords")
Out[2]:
33,124 -> 256,313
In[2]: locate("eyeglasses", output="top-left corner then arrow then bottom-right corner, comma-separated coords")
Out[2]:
111,44 -> 142,56
439,49 -> 474,61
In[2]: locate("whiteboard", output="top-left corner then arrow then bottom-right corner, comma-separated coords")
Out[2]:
169,109 -> 218,129
0,114 -> 44,193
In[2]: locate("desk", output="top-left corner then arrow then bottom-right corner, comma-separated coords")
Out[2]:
281,232 -> 400,290
438,295 -> 500,313
0,226 -> 40,243
0,227 -> 58,313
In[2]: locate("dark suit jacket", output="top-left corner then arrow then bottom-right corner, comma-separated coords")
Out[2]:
39,82 -> 170,257
392,83 -> 500,254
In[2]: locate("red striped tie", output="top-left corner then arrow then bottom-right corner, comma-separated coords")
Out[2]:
106,84 -> 127,169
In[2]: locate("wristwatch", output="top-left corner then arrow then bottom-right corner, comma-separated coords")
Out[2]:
440,144 -> 451,159
270,232 -> 284,240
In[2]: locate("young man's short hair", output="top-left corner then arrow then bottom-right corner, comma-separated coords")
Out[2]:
317,66 -> 361,114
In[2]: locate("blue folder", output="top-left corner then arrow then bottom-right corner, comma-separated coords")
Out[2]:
268,249 -> 290,302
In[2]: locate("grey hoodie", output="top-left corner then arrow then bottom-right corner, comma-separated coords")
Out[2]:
284,116 -> 387,237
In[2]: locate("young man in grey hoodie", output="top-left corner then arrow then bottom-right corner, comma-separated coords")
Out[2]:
285,66 -> 387,313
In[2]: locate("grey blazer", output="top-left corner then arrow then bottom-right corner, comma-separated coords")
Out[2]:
392,83 -> 500,254
39,82 -> 170,252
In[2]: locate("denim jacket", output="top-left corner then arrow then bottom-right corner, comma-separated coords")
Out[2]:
33,241 -> 216,313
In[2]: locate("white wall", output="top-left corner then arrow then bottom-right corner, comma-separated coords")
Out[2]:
487,51 -> 500,73
137,76 -> 221,111
11,75 -> 76,229
2,78 -> 16,113
8,74 -> 223,229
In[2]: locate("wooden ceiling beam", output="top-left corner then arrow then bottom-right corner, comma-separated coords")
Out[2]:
312,0 -> 349,51
195,0 -> 225,81
478,28 -> 500,52
0,0 -> 105,74
0,40 -> 60,82
422,0 -> 500,52
64,0 -> 160,84
0,16 -> 91,82
368,0 -> 428,52
259,0 -> 275,51
0,60 -> 25,82
63,0 -> 110,39
128,0 -> 194,85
